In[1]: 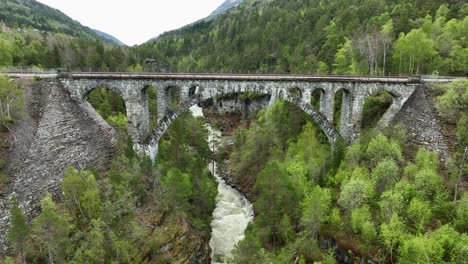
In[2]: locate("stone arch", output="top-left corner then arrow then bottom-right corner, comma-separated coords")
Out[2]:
149,89 -> 341,157
311,88 -> 325,110
77,81 -> 151,144
333,87 -> 351,130
165,85 -> 181,108
363,86 -> 407,130
288,87 -> 303,99
188,85 -> 197,98
81,81 -> 126,102
361,89 -> 395,129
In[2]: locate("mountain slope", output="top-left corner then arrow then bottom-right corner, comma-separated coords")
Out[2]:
208,0 -> 245,19
93,29 -> 125,46
136,0 -> 467,76
0,0 -> 102,40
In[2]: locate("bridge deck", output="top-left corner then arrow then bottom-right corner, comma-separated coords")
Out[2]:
60,72 -> 420,84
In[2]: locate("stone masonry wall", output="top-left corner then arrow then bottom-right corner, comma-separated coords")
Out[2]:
391,86 -> 450,162
0,80 -> 115,254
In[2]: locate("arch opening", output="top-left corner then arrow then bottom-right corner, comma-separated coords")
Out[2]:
144,85 -> 158,130
188,86 -> 197,98
87,87 -> 127,130
311,88 -> 324,110
361,91 -> 394,130
166,86 -> 181,109
333,88 -> 350,131
288,87 -> 303,99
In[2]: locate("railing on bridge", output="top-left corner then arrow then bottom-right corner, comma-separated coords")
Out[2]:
0,67 -> 58,75
1,67 -> 463,83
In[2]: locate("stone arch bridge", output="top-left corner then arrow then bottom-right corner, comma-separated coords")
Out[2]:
59,73 -> 420,154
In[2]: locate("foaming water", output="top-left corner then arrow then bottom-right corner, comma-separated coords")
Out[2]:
190,105 -> 254,264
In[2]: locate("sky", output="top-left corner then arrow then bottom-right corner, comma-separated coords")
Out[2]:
36,0 -> 226,46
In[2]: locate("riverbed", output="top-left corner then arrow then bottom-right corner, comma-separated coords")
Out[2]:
190,105 -> 254,264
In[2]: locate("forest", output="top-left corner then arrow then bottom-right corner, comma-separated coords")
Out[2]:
0,0 -> 467,263
225,80 -> 468,263
136,0 -> 468,76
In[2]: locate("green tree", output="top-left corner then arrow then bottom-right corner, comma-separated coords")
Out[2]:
430,225 -> 460,262
162,168 -> 193,211
366,133 -> 402,168
70,219 -> 106,264
407,198 -> 432,233
31,193 -> 71,263
254,160 -> 299,248
398,235 -> 443,264
393,28 -> 438,74
7,196 -> 29,262
338,176 -> 372,212
351,206 -> 377,243
62,167 -> 102,222
300,185 -> 332,239
286,122 -> 331,184
452,233 -> 468,264
381,214 -> 405,264
455,194 -> 468,232
0,37 -> 13,66
228,232 -> 270,264
435,80 -> 468,123
0,74 -> 23,128
333,38 -> 355,75
372,158 -> 400,193
379,189 -> 405,223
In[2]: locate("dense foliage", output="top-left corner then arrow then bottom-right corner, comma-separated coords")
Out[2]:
0,74 -> 23,191
137,0 -> 467,76
0,29 -> 138,71
5,87 -> 216,263
0,0 -> 101,40
227,99 -> 468,263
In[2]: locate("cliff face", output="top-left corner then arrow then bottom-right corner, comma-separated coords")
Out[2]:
0,79 -> 116,253
391,86 -> 450,161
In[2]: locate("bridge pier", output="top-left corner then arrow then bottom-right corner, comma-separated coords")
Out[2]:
320,90 -> 335,122
340,92 -> 365,144
124,90 -> 150,144
156,88 -> 167,122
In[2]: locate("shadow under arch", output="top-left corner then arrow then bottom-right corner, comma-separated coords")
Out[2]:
311,87 -> 325,110
333,87 -> 351,131
85,86 -> 127,128
165,85 -> 182,109
361,90 -> 395,130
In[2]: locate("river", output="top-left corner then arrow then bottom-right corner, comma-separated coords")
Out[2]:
190,105 -> 254,264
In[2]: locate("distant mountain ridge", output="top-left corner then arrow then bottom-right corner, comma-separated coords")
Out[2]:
0,0 -> 116,43
93,29 -> 125,46
147,0 -> 247,43
208,0 -> 245,19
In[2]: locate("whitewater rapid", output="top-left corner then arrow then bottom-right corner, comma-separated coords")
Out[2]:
189,105 -> 254,264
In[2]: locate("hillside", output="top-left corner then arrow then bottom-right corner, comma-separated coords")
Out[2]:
0,0 -> 136,71
136,0 -> 467,76
0,0 -> 103,40
208,0 -> 245,19
93,29 -> 125,46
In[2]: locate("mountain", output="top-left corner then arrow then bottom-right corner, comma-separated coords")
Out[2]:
136,0 -> 467,76
208,0 -> 245,19
93,29 -> 125,46
0,0 -> 103,41
146,0 -> 246,42
0,0 -> 131,71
